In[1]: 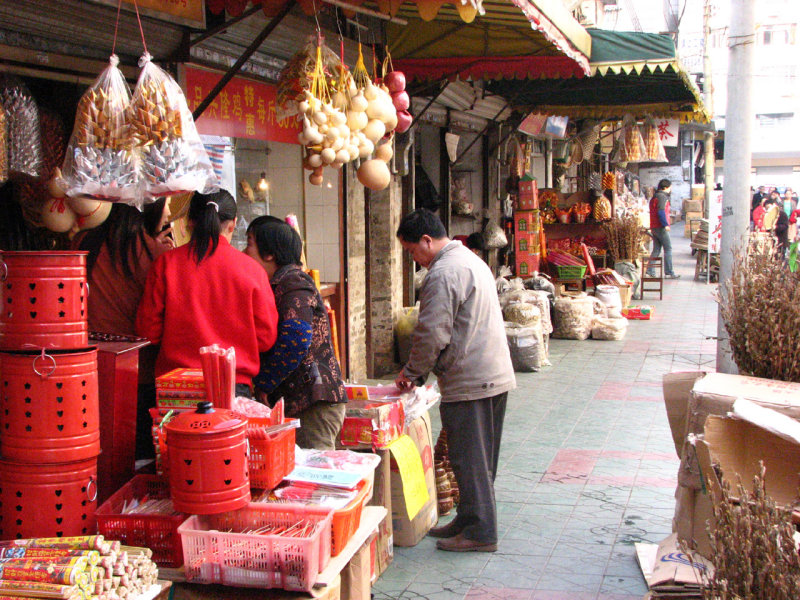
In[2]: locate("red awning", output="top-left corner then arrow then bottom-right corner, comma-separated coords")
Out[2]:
395,55 -> 586,83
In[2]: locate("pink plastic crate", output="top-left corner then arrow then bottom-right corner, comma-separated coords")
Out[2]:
178,503 -> 333,591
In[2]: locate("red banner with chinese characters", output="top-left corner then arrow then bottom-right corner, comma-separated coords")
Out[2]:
184,66 -> 301,144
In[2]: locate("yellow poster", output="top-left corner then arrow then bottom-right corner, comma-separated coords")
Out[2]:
388,435 -> 429,520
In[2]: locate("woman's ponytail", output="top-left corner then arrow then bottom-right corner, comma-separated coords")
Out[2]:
187,190 -> 237,263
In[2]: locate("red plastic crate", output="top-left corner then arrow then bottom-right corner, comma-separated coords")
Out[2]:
96,475 -> 187,567
331,479 -> 371,557
178,503 -> 333,591
247,418 -> 297,490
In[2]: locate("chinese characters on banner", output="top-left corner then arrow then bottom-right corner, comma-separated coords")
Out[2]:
709,188 -> 723,253
184,67 -> 301,145
655,118 -> 679,147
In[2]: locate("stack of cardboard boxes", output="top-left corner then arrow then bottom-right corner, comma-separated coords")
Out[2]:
514,177 -> 540,277
664,372 -> 800,559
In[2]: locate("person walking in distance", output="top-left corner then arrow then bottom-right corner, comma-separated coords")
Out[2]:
647,179 -> 680,279
395,209 -> 516,553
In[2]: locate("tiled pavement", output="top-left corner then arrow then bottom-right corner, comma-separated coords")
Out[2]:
373,229 -> 718,600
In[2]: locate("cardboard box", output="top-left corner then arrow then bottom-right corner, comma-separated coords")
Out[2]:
679,373 -> 800,490
684,211 -> 703,238
156,368 -> 206,409
517,178 -> 538,210
691,184 -> 705,201
389,412 -> 438,547
368,449 -> 393,580
513,211 -> 536,235
515,250 -> 540,278
171,575 -> 341,600
682,198 -> 702,215
341,539 -> 372,600
673,483 -> 714,559
662,372 -> 706,459
340,399 -> 405,449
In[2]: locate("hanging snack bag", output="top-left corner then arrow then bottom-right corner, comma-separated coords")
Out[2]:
0,103 -> 7,184
612,115 -> 646,164
0,75 -> 43,179
641,117 -> 668,162
60,56 -> 137,201
129,54 -> 216,201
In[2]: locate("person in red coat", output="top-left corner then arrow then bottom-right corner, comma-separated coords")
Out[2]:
136,190 -> 278,397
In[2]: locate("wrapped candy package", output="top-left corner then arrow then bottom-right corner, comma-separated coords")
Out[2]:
61,55 -> 137,201
0,75 -> 43,179
129,54 -> 216,200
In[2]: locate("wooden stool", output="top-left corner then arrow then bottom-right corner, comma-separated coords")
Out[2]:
695,248 -> 707,281
639,256 -> 663,300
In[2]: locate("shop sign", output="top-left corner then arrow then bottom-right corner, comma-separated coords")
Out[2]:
654,118 -> 679,147
93,0 -> 205,28
184,66 -> 301,144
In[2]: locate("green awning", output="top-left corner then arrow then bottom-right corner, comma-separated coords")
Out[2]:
487,29 -> 709,123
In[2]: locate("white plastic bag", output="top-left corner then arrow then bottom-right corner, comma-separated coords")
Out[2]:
483,219 -> 508,249
591,316 -> 628,341
552,295 -> 593,340
129,54 -> 216,202
505,322 -> 541,372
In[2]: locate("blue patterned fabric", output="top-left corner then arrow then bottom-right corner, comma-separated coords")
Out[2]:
253,318 -> 312,394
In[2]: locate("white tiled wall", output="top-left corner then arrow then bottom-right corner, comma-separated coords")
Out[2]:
233,139 -> 341,283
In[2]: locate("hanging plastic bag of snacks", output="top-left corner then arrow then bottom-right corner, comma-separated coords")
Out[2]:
60,55 -> 137,202
611,115 -> 646,164
0,74 -> 43,179
0,103 -> 7,184
640,117 -> 668,162
129,53 -> 216,202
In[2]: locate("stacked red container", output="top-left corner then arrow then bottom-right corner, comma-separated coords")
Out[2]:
0,251 -> 99,539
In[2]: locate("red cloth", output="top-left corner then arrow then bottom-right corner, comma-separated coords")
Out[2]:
136,237 -> 278,384
753,205 -> 767,230
790,209 -> 800,224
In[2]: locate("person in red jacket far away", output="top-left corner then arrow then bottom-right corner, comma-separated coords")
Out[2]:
136,189 -> 278,398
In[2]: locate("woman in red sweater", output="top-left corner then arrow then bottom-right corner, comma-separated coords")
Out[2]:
136,190 -> 279,397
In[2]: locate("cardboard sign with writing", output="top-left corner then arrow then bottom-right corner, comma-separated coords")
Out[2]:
387,436 -> 428,520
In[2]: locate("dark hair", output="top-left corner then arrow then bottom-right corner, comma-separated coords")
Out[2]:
466,232 -> 484,251
396,208 -> 447,243
246,215 -> 303,267
657,179 -> 672,191
142,197 -> 167,237
78,203 -> 153,278
187,190 -> 237,264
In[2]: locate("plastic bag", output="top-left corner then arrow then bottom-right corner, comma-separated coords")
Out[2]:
129,54 -> 216,202
612,115 -> 646,164
60,56 -> 137,201
0,75 -> 42,179
396,304 -> 419,365
0,103 -> 7,184
498,289 -> 540,309
640,117 -> 668,163
591,316 -> 628,341
505,322 -> 540,372
483,219 -> 508,249
614,260 -> 640,296
552,295 -> 593,340
530,290 -> 553,336
594,284 -> 623,318
503,302 -> 541,327
414,267 -> 428,290
524,273 -> 556,297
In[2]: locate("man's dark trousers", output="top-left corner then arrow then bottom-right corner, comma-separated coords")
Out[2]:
439,391 -> 507,544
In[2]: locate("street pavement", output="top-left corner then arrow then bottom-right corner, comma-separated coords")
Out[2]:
373,227 -> 718,600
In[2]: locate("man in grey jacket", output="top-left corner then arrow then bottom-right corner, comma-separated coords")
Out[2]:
395,209 -> 515,553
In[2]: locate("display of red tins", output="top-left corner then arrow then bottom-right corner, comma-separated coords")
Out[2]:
0,251 -> 89,351
0,348 -> 100,463
0,456 -> 98,539
165,401 -> 250,515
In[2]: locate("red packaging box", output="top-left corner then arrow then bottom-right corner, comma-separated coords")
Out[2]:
340,399 -> 405,449
514,211 -> 535,235
156,368 -> 206,409
517,179 -> 538,210
515,251 -> 540,278
622,306 -> 653,320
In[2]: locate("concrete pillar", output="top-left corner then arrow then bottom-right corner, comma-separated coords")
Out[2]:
345,165 -> 367,382
366,176 -> 404,378
717,0 -> 755,373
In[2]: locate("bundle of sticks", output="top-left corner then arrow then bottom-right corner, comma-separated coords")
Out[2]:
199,344 -> 236,409
0,535 -> 159,600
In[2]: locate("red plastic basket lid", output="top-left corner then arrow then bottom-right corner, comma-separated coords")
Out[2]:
164,401 -> 246,435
